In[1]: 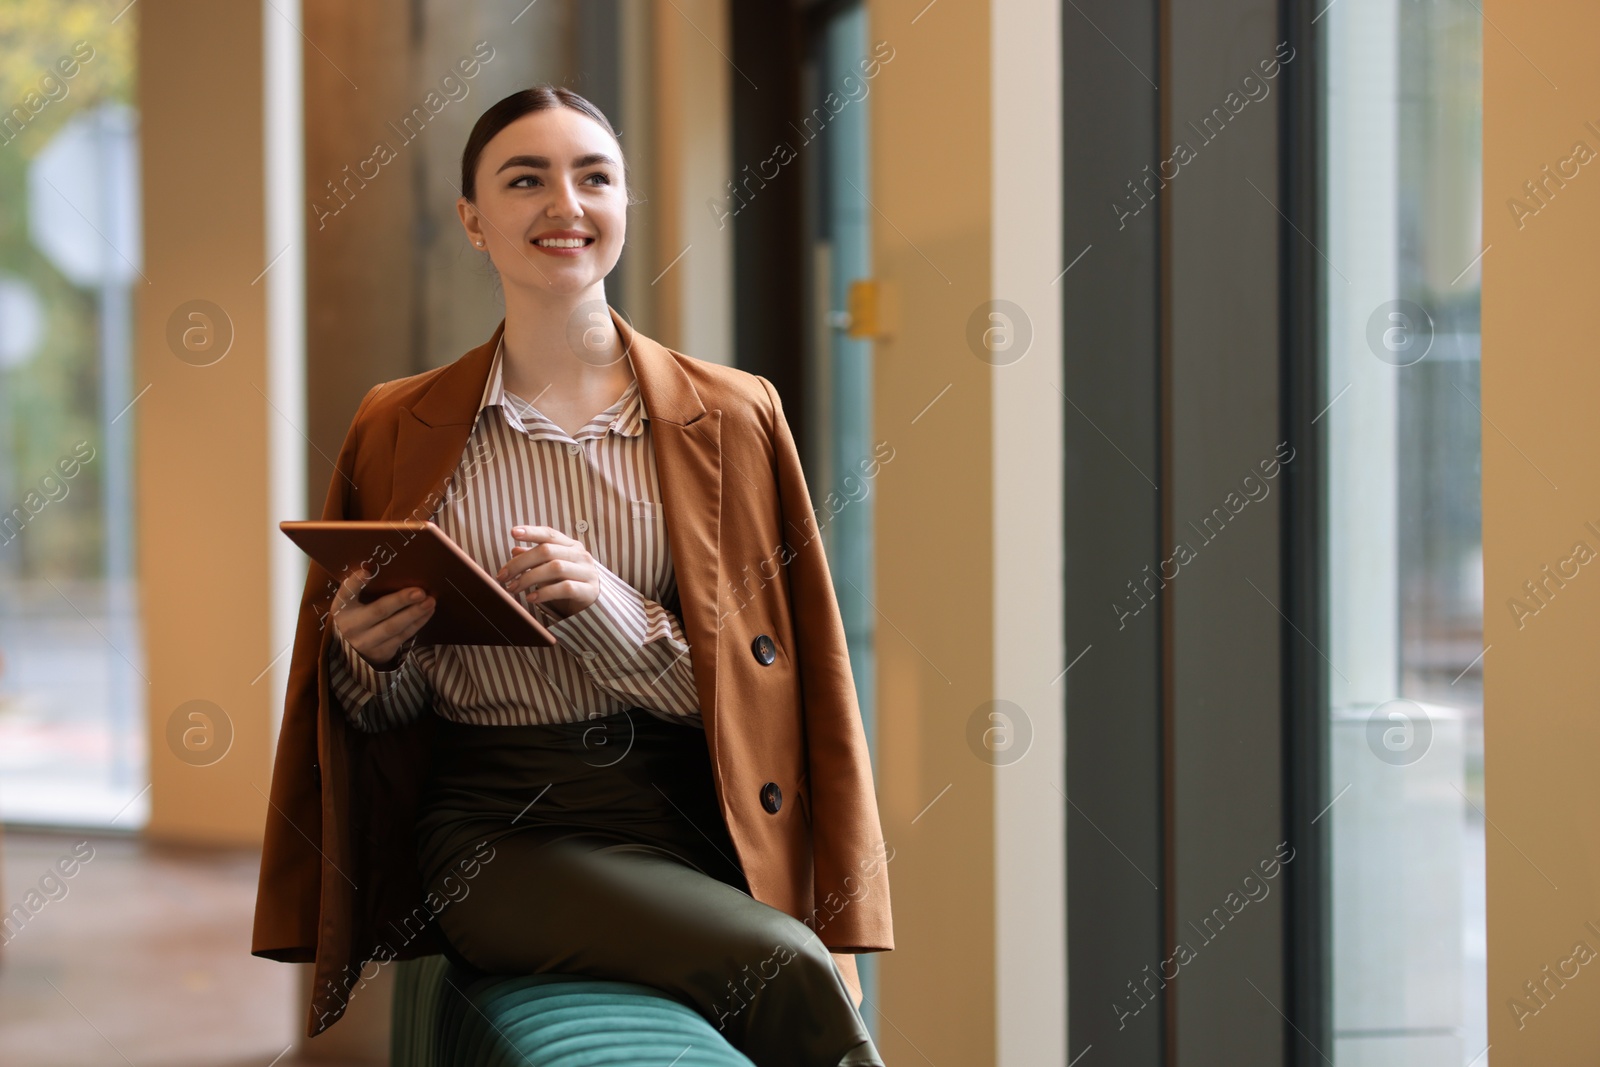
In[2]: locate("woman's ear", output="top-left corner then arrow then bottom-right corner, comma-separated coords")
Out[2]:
456,196 -> 486,249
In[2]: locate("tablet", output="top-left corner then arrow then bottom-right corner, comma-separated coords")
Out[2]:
280,520 -> 558,648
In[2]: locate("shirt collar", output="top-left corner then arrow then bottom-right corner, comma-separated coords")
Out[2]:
478,335 -> 646,441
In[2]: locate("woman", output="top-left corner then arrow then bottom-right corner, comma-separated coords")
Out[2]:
250,86 -> 893,1067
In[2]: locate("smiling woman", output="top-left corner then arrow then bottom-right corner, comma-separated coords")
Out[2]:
253,84 -> 893,1067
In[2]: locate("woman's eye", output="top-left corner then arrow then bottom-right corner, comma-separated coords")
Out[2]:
508,173 -> 609,188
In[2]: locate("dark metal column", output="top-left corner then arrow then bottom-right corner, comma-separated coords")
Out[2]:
1062,2 -> 1166,1062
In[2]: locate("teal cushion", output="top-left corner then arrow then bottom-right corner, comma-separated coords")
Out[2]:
391,954 -> 756,1067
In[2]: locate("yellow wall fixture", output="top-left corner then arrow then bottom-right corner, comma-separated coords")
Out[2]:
1481,3 -> 1600,1061
844,279 -> 879,340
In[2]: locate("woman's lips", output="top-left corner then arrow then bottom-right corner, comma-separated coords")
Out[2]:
532,237 -> 595,257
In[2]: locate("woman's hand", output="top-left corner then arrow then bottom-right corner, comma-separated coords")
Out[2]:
497,525 -> 600,619
330,567 -> 435,669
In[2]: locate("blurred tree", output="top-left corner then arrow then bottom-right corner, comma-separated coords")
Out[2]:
0,0 -> 135,580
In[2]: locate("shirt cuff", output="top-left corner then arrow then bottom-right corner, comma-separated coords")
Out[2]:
331,625 -> 410,698
545,564 -> 681,671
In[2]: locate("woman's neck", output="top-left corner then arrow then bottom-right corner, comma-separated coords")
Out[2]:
499,286 -> 635,434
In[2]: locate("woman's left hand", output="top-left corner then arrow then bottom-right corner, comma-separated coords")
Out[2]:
497,525 -> 600,619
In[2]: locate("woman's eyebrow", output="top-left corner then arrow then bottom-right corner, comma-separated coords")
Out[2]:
495,152 -> 619,174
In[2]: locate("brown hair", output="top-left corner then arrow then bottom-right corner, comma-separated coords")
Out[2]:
459,85 -> 635,203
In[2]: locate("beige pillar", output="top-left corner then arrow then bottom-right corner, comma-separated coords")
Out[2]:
868,0 -> 1003,1062
646,0 -> 733,362
136,0 -> 275,845
1482,2 -> 1600,1060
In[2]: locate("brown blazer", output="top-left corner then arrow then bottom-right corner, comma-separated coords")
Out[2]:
251,307 -> 893,1037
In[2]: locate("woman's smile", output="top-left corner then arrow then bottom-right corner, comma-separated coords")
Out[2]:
532,228 -> 596,256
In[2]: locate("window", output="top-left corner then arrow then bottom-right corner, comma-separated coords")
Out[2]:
1324,1 -> 1486,1061
0,6 -> 144,829
800,0 -> 880,1017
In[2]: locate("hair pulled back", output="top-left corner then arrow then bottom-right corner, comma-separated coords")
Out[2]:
460,85 -> 633,202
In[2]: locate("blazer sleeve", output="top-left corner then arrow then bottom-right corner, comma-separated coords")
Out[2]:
253,381 -> 384,962
756,375 -> 894,953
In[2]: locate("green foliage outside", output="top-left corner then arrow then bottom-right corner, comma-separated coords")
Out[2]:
0,1 -> 135,580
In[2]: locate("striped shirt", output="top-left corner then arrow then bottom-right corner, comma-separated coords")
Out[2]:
327,337 -> 703,731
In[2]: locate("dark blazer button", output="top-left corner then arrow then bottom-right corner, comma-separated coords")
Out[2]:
761,781 -> 783,814
752,634 -> 777,666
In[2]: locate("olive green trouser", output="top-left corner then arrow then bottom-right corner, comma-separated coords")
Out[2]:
413,708 -> 885,1067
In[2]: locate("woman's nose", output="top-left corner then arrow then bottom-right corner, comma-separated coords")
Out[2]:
547,179 -> 583,218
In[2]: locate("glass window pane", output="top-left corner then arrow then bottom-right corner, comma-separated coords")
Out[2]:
0,11 -> 145,829
801,0 -> 880,1017
1324,1 -> 1485,1063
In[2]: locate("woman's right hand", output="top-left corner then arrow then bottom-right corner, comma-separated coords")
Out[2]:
330,567 -> 436,669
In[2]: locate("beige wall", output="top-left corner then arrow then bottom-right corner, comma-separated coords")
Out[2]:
137,0 -> 272,844
1482,2 -> 1600,1060
869,0 -> 998,1062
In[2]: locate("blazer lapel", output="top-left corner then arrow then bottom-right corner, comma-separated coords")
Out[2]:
380,321 -> 503,522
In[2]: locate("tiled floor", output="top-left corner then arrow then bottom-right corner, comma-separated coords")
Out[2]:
0,827 -> 375,1067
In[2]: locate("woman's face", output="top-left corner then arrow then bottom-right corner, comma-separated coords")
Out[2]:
458,107 -> 627,298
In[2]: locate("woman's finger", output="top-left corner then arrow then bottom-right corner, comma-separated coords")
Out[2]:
330,569 -> 370,637
504,557 -> 564,593
528,579 -> 586,603
337,584 -> 429,639
498,540 -> 586,581
331,567 -> 370,615
365,597 -> 436,644
355,599 -> 435,660
507,557 -> 595,595
510,524 -> 580,549
390,598 -> 436,644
